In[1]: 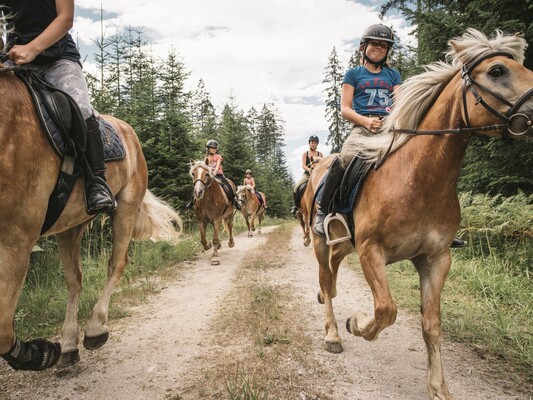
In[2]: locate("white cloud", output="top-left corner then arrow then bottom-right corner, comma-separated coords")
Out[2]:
73,0 -> 412,180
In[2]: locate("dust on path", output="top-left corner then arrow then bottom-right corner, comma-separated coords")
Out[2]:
0,225 -> 530,400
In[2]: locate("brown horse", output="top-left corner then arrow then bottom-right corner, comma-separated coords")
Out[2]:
236,184 -> 266,237
0,66 -> 183,370
305,29 -> 533,400
189,161 -> 235,265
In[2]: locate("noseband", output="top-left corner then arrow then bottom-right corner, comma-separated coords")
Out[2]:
391,52 -> 533,137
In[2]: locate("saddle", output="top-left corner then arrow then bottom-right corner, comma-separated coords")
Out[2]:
295,180 -> 308,207
214,176 -> 235,205
15,68 -> 126,234
314,156 -> 373,245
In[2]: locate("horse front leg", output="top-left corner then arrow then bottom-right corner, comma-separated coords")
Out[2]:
199,222 -> 212,251
84,207 -> 134,350
414,253 -> 454,400
245,214 -> 252,237
226,214 -> 235,248
210,219 -> 222,265
346,244 -> 397,341
0,242 -> 60,371
56,224 -> 89,367
313,236 -> 343,353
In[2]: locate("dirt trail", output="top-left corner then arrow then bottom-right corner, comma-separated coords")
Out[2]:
0,225 -> 529,400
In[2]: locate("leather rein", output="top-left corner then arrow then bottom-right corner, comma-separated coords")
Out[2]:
390,52 -> 533,137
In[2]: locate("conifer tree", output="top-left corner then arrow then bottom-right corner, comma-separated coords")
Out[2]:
323,47 -> 349,152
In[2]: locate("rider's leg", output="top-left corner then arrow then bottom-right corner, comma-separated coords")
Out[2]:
85,114 -> 116,214
313,157 -> 345,237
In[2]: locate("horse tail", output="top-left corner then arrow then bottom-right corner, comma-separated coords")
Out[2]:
132,189 -> 183,244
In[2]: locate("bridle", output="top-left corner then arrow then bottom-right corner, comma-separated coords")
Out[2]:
391,52 -> 533,137
192,165 -> 213,197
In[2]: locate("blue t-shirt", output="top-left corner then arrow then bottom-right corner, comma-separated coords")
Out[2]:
342,66 -> 402,116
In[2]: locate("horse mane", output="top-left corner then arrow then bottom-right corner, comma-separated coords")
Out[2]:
351,29 -> 528,163
189,160 -> 212,176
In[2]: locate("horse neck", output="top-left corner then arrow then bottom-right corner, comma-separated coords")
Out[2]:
407,78 -> 471,188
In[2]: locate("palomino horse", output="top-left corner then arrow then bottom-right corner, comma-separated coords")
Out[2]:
236,184 -> 266,237
189,161 -> 235,265
0,67 -> 183,370
305,29 -> 533,400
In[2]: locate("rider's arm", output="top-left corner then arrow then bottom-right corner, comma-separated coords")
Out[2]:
214,157 -> 222,174
250,178 -> 255,188
340,83 -> 382,134
301,152 -> 310,173
8,0 -> 75,65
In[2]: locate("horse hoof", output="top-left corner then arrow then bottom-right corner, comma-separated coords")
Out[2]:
57,350 -> 80,368
228,241 -> 235,248
346,317 -> 352,334
216,243 -> 222,250
325,341 -> 344,354
317,291 -> 324,304
83,332 -> 109,350
204,243 -> 212,251
248,233 -> 253,237
211,258 -> 220,265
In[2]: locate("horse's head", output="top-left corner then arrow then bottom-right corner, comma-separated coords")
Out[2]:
448,29 -> 533,139
189,160 -> 213,200
235,185 -> 248,205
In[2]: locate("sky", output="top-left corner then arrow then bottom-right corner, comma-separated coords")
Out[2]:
72,0 -> 413,179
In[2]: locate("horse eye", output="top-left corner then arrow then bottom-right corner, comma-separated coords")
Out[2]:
488,65 -> 504,78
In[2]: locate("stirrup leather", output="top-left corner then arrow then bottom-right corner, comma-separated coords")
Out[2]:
324,213 -> 351,246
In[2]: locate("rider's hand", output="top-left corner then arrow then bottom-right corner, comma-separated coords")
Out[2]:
366,116 -> 382,134
8,44 -> 39,65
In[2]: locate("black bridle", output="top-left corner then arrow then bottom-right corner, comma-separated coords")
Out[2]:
391,52 -> 533,137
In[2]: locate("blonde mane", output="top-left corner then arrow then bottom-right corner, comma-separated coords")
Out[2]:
351,29 -> 528,163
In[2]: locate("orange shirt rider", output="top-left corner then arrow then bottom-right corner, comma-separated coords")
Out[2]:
207,153 -> 223,176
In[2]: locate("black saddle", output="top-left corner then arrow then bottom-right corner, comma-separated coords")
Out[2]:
214,176 -> 235,203
312,156 -> 373,244
14,67 -> 126,234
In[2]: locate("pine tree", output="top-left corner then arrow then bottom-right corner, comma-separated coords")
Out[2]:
323,47 -> 349,153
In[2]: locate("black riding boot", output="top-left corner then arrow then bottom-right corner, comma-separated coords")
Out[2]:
291,191 -> 298,215
451,237 -> 465,248
85,115 -> 116,215
313,159 -> 345,237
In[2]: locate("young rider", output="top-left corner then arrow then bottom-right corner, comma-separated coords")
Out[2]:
291,135 -> 323,214
205,140 -> 241,210
243,169 -> 267,209
1,0 -> 116,215
313,24 -> 464,248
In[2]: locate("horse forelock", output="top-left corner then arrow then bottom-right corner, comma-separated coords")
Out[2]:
353,29 -> 527,164
189,160 -> 211,177
446,28 -> 527,68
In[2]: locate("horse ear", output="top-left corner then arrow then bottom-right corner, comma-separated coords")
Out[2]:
449,39 -> 464,54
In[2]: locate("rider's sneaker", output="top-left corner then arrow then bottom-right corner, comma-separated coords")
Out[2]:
290,206 -> 298,215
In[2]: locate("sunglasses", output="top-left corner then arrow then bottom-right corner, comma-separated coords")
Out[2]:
368,40 -> 389,49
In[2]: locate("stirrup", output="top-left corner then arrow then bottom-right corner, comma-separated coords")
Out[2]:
324,213 -> 351,246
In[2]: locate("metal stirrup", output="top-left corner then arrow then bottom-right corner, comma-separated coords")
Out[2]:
324,213 -> 352,246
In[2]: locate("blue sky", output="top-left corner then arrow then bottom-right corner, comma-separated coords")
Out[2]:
72,0 -> 412,179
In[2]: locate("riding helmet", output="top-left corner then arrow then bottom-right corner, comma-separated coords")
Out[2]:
206,139 -> 218,149
308,135 -> 319,144
245,169 -> 252,174
360,24 -> 395,46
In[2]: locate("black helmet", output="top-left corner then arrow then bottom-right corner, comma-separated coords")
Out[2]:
206,139 -> 218,149
360,24 -> 395,46
245,169 -> 252,174
308,135 -> 319,144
